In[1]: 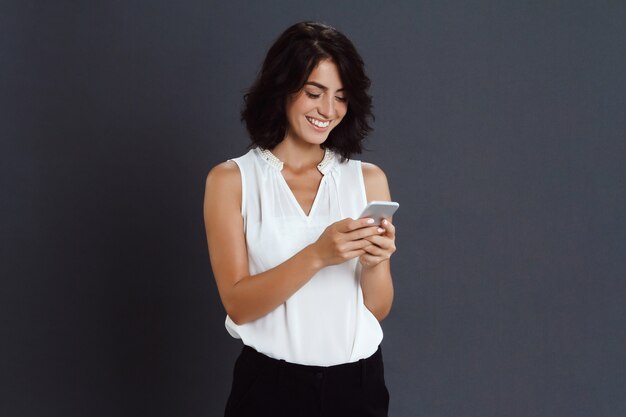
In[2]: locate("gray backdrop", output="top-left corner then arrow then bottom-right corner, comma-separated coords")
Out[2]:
2,1 -> 625,416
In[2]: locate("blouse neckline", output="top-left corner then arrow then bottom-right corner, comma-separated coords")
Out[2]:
256,146 -> 337,175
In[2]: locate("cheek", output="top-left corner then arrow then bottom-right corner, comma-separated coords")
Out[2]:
337,104 -> 348,121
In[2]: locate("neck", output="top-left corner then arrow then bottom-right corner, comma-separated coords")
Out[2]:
270,138 -> 325,172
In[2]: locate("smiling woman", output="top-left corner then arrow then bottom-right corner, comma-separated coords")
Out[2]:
285,60 -> 348,145
240,21 -> 374,161
203,21 -> 395,417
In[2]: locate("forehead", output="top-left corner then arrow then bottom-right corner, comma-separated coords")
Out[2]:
306,59 -> 343,89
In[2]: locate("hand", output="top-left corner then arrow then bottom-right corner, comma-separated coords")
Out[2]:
359,218 -> 396,268
312,217 -> 385,268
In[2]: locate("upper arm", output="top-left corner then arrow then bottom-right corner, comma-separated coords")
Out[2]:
203,161 -> 249,314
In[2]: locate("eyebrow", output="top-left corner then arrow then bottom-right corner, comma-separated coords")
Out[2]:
304,81 -> 345,92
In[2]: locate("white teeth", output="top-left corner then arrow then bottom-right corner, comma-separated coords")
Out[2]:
306,116 -> 330,128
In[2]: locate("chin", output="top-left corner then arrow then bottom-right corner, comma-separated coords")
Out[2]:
306,135 -> 330,146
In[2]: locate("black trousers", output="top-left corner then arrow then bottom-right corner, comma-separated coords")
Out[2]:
224,345 -> 390,417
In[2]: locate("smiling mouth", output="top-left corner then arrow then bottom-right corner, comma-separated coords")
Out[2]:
306,116 -> 331,128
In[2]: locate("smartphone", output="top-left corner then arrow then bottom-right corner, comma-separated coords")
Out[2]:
358,201 -> 399,226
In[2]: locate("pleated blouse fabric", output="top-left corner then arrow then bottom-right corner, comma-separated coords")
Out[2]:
225,146 -> 383,366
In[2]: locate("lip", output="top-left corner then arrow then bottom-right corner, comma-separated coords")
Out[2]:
305,116 -> 332,131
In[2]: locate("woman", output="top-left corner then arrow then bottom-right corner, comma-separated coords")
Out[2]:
203,21 -> 397,417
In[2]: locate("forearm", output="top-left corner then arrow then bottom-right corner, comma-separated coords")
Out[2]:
225,243 -> 323,325
360,260 -> 394,321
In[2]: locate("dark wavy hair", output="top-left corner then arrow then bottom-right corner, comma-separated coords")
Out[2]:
241,21 -> 373,161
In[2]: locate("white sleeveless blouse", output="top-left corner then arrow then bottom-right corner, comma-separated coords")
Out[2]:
225,146 -> 383,366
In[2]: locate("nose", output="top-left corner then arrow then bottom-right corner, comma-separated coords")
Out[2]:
317,95 -> 336,119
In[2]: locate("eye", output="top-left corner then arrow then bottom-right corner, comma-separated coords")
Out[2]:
305,91 -> 321,99
335,96 -> 348,103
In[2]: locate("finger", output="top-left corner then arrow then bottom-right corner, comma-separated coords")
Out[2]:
341,237 -> 384,252
381,219 -> 396,236
366,235 -> 397,256
362,235 -> 385,248
343,248 -> 367,260
343,239 -> 375,252
339,217 -> 377,233
359,253 -> 381,266
357,229 -> 388,245
347,225 -> 385,241
361,243 -> 385,256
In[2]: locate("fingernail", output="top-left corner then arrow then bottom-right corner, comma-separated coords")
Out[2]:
367,218 -> 375,224
382,219 -> 387,225
377,228 -> 384,233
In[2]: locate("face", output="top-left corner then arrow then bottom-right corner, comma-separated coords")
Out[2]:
284,59 -> 348,146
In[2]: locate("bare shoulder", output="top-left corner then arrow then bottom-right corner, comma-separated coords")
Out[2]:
361,162 -> 391,201
206,160 -> 240,185
204,160 -> 242,208
361,162 -> 387,182
206,160 -> 241,192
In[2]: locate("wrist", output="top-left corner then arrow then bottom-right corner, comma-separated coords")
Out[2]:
360,258 -> 385,271
304,242 -> 325,271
